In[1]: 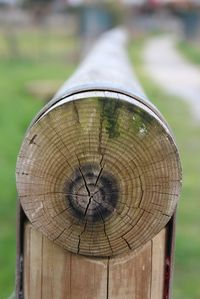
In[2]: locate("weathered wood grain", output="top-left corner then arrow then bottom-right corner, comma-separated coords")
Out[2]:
24,223 -> 107,299
70,254 -> 108,299
17,91 -> 181,257
151,228 -> 166,299
108,241 -> 152,299
16,29 -> 181,258
17,28 -> 181,299
23,222 -> 166,299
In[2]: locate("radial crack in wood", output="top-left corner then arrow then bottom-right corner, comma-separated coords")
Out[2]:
16,93 -> 181,257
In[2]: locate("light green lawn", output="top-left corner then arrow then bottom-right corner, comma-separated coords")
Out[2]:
0,31 -> 200,298
177,40 -> 200,65
0,29 -> 78,61
0,31 -> 77,298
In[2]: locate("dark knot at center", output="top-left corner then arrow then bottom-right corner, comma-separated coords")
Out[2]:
65,163 -> 119,222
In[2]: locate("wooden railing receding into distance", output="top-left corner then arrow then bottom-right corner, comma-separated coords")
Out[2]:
16,28 -> 182,299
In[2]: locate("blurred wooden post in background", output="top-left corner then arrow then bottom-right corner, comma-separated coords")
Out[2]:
16,28 -> 181,299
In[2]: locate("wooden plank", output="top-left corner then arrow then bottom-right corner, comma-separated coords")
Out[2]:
23,222 -> 107,299
70,254 -> 107,299
151,228 -> 166,299
23,222 -> 166,299
108,229 -> 166,299
16,29 -> 182,259
24,223 -> 72,299
24,223 -> 43,299
108,241 -> 152,299
41,235 -> 71,299
17,29 -> 181,298
23,223 -> 31,299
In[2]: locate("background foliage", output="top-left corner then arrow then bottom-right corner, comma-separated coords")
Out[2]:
0,28 -> 200,298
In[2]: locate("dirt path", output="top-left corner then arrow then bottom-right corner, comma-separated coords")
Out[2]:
143,35 -> 200,122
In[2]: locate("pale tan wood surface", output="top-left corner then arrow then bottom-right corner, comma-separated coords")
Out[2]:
17,92 -> 181,257
24,223 -> 107,299
70,254 -> 107,299
151,229 -> 166,299
53,29 -> 145,103
24,222 -> 166,299
17,28 -> 181,299
108,228 -> 166,299
16,29 -> 181,258
108,241 -> 152,299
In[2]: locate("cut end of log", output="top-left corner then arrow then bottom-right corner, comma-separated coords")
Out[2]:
65,163 -> 119,223
16,91 -> 182,257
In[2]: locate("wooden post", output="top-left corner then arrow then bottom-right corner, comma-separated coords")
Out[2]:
16,28 -> 182,299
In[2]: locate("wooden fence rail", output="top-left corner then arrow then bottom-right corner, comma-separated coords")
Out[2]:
16,28 -> 182,299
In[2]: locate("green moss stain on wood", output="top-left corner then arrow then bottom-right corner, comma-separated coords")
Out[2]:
99,98 -> 122,139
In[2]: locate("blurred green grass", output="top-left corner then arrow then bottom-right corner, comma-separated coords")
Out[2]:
0,29 -> 200,298
129,38 -> 200,299
0,28 -> 78,61
0,29 -> 77,298
177,40 -> 200,65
